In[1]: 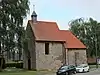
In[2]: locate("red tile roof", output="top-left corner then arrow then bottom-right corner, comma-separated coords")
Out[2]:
29,20 -> 65,42
59,30 -> 86,49
28,20 -> 86,49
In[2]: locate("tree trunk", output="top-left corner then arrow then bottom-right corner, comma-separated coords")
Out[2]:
0,41 -> 2,71
12,51 -> 15,61
0,58 -> 3,72
0,41 -> 4,71
19,49 -> 22,61
0,41 -> 1,54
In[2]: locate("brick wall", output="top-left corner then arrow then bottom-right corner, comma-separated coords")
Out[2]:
35,42 -> 65,71
67,49 -> 87,65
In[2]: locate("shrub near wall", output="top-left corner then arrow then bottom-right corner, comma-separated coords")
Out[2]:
88,63 -> 96,65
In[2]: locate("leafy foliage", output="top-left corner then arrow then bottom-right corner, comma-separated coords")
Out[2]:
69,17 -> 100,57
0,0 -> 29,60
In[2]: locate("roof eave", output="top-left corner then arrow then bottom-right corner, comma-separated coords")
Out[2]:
67,48 -> 87,50
36,39 -> 65,43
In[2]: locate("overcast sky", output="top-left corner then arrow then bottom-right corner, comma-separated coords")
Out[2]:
23,0 -> 100,30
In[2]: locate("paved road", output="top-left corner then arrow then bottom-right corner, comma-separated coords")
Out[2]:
44,68 -> 100,75
76,68 -> 100,75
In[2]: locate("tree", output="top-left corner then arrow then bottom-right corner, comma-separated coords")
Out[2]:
0,0 -> 29,70
69,17 -> 100,57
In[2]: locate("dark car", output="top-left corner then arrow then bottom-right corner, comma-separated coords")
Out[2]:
56,65 -> 76,75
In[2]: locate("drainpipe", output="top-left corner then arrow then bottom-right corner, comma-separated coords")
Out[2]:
65,48 -> 66,64
67,49 -> 69,65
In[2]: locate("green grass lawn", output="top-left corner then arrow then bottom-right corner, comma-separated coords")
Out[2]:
0,68 -> 38,75
0,71 -> 37,75
0,68 -> 51,75
0,71 -> 52,75
1,65 -> 100,75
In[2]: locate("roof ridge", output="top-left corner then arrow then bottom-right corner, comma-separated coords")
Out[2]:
28,20 -> 56,23
60,30 -> 71,32
38,20 -> 56,23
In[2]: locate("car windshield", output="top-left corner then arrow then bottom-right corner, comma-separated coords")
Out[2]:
59,65 -> 68,70
77,64 -> 87,68
77,65 -> 84,68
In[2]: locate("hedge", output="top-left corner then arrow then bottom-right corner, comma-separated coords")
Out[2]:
88,63 -> 96,65
3,62 -> 97,69
5,62 -> 23,68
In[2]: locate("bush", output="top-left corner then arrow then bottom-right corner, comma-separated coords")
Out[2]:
5,62 -> 23,68
88,63 -> 96,65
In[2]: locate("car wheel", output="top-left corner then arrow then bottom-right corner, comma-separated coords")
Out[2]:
66,72 -> 68,75
56,73 -> 59,75
83,69 -> 85,73
73,71 -> 76,74
87,69 -> 89,72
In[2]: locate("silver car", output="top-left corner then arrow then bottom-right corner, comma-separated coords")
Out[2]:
76,64 -> 89,73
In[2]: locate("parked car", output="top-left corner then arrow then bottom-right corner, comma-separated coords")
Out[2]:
56,65 -> 76,75
75,64 -> 89,73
